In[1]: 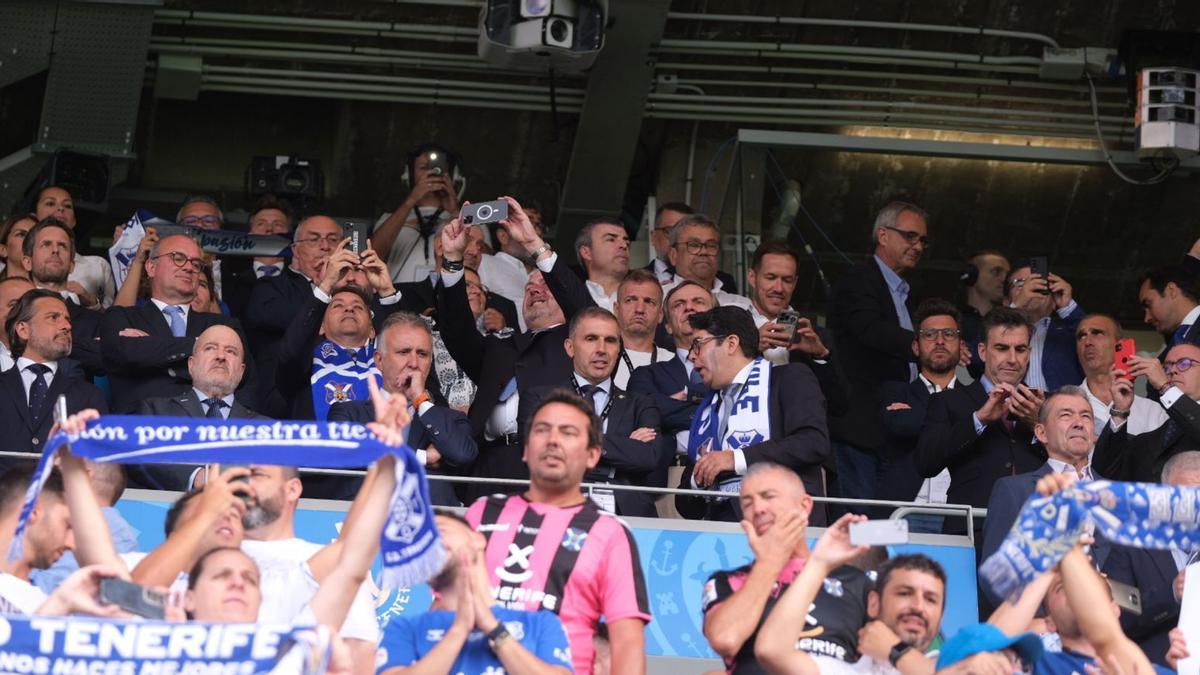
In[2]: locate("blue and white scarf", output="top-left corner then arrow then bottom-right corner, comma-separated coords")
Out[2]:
311,340 -> 380,421
979,479 -> 1200,602
687,357 -> 773,494
6,416 -> 444,589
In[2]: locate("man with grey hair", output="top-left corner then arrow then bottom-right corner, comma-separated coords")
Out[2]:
980,385 -> 1096,604
827,201 -> 928,504
328,310 -> 477,505
1102,449 -> 1200,666
662,214 -> 751,310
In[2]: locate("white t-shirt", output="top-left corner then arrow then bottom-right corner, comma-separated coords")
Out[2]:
241,538 -> 381,644
0,572 -> 48,614
814,654 -> 908,675
613,346 -> 675,390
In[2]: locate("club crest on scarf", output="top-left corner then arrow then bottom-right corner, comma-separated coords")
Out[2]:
384,465 -> 428,545
687,357 -> 774,492
312,340 -> 380,421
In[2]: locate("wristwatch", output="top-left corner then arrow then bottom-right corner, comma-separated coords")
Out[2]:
486,622 -> 511,650
888,641 -> 913,667
1109,406 -> 1131,419
528,243 -> 552,262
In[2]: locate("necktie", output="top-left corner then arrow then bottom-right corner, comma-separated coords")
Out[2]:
203,397 -> 227,419
259,265 -> 280,279
578,384 -> 600,413
27,363 -> 50,421
498,377 -> 517,402
689,366 -> 703,388
1173,324 -> 1191,347
164,305 -> 187,338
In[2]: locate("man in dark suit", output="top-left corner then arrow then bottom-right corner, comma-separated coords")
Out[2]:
517,307 -> 666,517
1094,343 -> 1200,483
0,289 -> 106,467
222,194 -> 293,323
21,218 -> 104,376
827,201 -> 926,503
329,311 -> 477,506
875,299 -> 963,527
1138,264 -> 1200,361
100,234 -> 256,413
915,306 -> 1047,536
133,324 -> 266,490
1101,450 -> 1200,666
1003,260 -> 1084,391
644,201 -> 738,292
437,207 -> 574,503
980,386 -> 1098,612
681,306 -> 830,523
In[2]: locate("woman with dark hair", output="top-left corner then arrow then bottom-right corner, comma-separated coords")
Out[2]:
0,213 -> 35,279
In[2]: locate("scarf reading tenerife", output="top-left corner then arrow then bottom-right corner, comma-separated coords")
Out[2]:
979,480 -> 1200,602
6,416 -> 444,589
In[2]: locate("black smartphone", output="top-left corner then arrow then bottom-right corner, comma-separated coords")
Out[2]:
1030,256 -> 1050,294
99,578 -> 165,620
341,221 -> 371,255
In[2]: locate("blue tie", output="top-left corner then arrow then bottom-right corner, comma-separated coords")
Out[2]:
259,266 -> 280,278
203,397 -> 227,419
1174,324 -> 1191,347
164,305 -> 187,338
498,377 -> 517,402
689,366 -> 703,388
579,383 -> 600,412
27,363 -> 50,422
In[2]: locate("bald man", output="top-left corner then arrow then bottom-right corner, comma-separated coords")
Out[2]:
701,463 -> 870,673
1095,342 -> 1200,483
100,233 -> 257,414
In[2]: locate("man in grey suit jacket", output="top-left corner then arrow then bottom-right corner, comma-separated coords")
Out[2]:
134,324 -> 266,490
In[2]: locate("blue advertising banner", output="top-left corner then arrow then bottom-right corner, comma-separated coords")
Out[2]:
115,495 -> 978,662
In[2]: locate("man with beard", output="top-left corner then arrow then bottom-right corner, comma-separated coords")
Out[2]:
980,387 -> 1098,606
467,390 -> 651,675
756,513 -> 946,675
1074,313 -> 1166,436
517,307 -> 665,517
703,463 -> 872,674
875,299 -> 962,528
914,307 -> 1046,536
21,218 -> 104,375
0,289 -> 104,460
132,324 -> 268,490
437,205 -> 574,503
100,233 -> 256,412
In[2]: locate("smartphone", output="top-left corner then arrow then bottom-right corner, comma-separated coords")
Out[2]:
1113,338 -> 1137,381
54,395 -> 69,427
461,200 -> 508,226
1107,578 -> 1142,616
100,578 -> 166,620
849,519 -> 910,546
341,221 -> 371,255
1030,256 -> 1050,295
775,309 -> 800,341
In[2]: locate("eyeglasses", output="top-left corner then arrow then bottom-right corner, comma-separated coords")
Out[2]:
1165,358 -> 1197,375
678,240 -> 720,255
179,215 -> 222,228
689,335 -> 728,354
883,225 -> 930,247
151,251 -> 206,272
918,328 -> 961,341
295,234 -> 343,247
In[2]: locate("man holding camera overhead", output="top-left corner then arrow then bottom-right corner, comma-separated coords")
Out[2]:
371,142 -> 461,283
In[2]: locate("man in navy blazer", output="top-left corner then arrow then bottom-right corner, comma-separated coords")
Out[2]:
328,311 -> 476,506
1003,260 -> 1084,391
100,234 -> 257,413
827,201 -> 926,503
1101,451 -> 1200,666
0,290 -> 106,468
980,386 -> 1099,613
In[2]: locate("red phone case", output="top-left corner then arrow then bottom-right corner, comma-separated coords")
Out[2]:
1114,339 -> 1136,380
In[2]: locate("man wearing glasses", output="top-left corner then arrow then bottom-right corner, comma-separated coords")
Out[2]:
100,233 -> 256,414
646,201 -> 739,292
1094,342 -> 1200,483
827,201 -> 928,505
662,214 -> 751,311
1002,259 -> 1084,392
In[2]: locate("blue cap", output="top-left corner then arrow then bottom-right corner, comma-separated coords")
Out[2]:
936,623 -> 1045,670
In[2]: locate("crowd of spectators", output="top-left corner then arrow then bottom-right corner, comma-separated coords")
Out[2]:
0,142 -> 1196,674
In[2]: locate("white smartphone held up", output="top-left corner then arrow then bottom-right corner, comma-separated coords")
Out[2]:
849,519 -> 910,547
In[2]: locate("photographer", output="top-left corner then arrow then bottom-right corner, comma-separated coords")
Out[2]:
371,142 -> 460,283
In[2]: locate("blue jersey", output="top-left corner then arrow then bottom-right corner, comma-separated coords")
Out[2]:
1035,649 -> 1175,675
376,606 -> 574,674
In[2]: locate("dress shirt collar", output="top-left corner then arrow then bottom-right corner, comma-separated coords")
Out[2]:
16,357 -> 57,378
150,298 -> 190,322
874,255 -> 909,296
1046,456 -> 1093,480
193,388 -> 235,410
918,373 -> 956,394
724,358 -> 756,395
573,372 -> 611,395
1181,304 -> 1200,331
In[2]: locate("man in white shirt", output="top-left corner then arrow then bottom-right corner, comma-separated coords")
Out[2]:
370,143 -> 459,283
1138,263 -> 1200,359
1003,261 -> 1084,391
1074,313 -> 1167,437
0,277 -> 34,371
573,217 -> 630,312
662,214 -> 751,311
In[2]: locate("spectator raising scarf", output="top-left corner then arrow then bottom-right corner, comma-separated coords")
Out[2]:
979,479 -> 1200,603
6,416 -> 444,589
